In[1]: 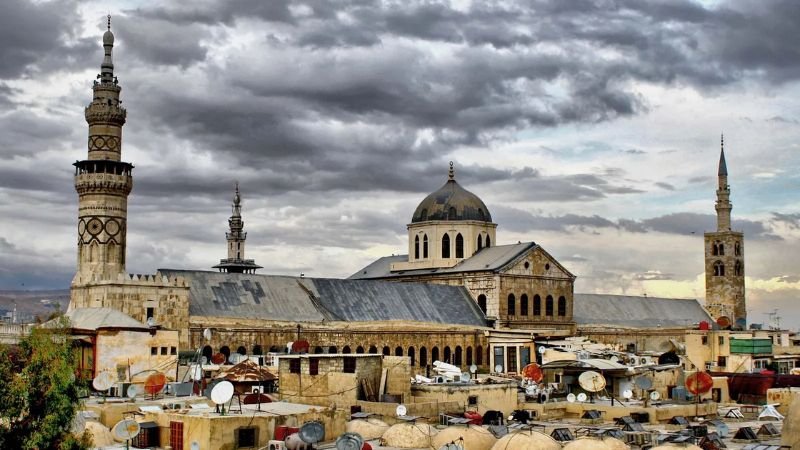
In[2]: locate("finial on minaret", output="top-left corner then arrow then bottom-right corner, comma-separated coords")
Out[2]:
233,181 -> 241,206
718,134 -> 728,177
107,14 -> 111,31
448,161 -> 454,180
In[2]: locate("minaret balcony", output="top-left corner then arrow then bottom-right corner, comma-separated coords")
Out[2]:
74,160 -> 133,195
85,104 -> 127,125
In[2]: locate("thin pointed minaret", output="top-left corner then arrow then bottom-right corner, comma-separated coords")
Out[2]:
704,135 -> 746,328
213,183 -> 262,273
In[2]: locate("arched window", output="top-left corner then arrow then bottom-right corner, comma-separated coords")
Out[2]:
455,233 -> 464,258
314,346 -> 324,354
712,241 -> 719,256
507,294 -> 516,316
432,346 -> 440,363
444,346 -> 452,363
476,345 -> 483,365
420,347 -> 428,366
202,345 -> 213,362
382,346 -> 390,356
368,345 -> 378,354
735,242 -> 741,256
718,243 -> 725,255
477,235 -> 483,251
220,346 -> 231,358
442,234 -> 451,258
558,296 -> 567,316
269,345 -> 280,353
237,346 -> 247,355
448,206 -> 457,220
734,260 -> 742,276
395,346 -> 403,356
408,347 -> 416,366
521,294 -> 529,316
328,346 -> 337,354
477,294 -> 487,314
252,345 -> 263,355
356,346 -> 364,354
486,235 -> 491,248
342,346 -> 352,354
466,347 -> 473,366
455,346 -> 463,365
423,234 -> 429,258
713,261 -> 725,276
414,235 -> 420,259
546,295 -> 554,316
533,295 -> 541,316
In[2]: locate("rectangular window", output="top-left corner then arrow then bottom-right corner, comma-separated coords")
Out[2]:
718,336 -> 725,346
493,347 -> 504,372
289,359 -> 301,374
169,421 -> 184,450
718,356 -> 727,367
170,347 -> 177,355
507,346 -> 518,373
146,307 -> 154,320
702,336 -> 708,345
468,395 -> 478,406
309,358 -> 320,375
344,357 -> 357,373
151,347 -> 157,356
236,427 -> 257,448
161,347 -> 168,355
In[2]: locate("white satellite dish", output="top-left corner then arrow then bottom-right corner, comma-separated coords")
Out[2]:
525,385 -> 537,396
191,442 -> 200,450
622,389 -> 633,399
210,381 -> 234,405
460,372 -> 471,382
538,346 -> 547,354
112,419 -> 140,442
567,393 -> 577,403
610,356 -> 619,363
200,356 -> 208,365
469,364 -> 478,374
396,404 -> 408,417
494,364 -> 503,373
127,384 -> 140,399
577,393 -> 588,402
146,317 -> 157,327
650,391 -> 661,401
92,371 -> 115,392
578,371 -> 606,392
202,328 -> 212,341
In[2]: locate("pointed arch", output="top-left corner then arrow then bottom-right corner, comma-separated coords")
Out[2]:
442,233 -> 451,258
521,294 -> 529,316
328,346 -> 337,354
486,235 -> 491,248
466,346 -> 473,366
356,346 -> 365,354
558,296 -> 567,316
314,346 -> 324,354
408,347 -> 416,366
368,345 -> 378,354
455,233 -> 464,258
455,346 -> 463,366
714,260 -> 725,276
546,295 -> 554,316
533,295 -> 541,316
342,345 -> 352,354
432,346 -> 440,363
237,345 -> 247,355
444,346 -> 452,363
477,234 -> 483,251
395,346 -> 403,356
420,347 -> 428,366
382,346 -> 390,356
414,235 -> 420,259
477,294 -> 487,314
220,346 -> 231,358
202,345 -> 213,362
507,293 -> 516,316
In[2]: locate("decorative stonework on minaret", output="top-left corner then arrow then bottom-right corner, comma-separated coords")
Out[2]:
213,183 -> 262,273
73,16 -> 133,281
704,135 -> 746,328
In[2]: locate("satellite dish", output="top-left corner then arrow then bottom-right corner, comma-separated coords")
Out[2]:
610,356 -> 619,363
634,376 -> 653,390
538,346 -> 547,354
525,385 -> 537,396
686,372 -> 714,395
469,364 -> 478,374
460,372 -> 471,382
112,419 -> 141,441
623,389 -> 633,399
127,384 -> 140,399
92,371 -> 115,392
396,404 -> 407,417
567,393 -> 577,403
521,363 -> 544,383
336,432 -> 364,450
200,356 -> 208,365
494,364 -> 503,373
210,381 -> 234,405
144,372 -> 167,396
577,393 -> 588,402
203,328 -> 212,341
578,371 -> 606,392
190,364 -> 203,381
299,421 -> 325,444
146,317 -> 157,327
191,442 -> 200,450
650,391 -> 661,401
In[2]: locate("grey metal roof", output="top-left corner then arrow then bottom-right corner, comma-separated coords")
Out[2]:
349,242 -> 536,279
160,269 -> 487,326
56,307 -> 149,331
573,294 -> 712,329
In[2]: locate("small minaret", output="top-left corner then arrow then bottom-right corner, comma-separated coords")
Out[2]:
704,135 -> 746,328
73,16 -> 133,281
213,183 -> 262,273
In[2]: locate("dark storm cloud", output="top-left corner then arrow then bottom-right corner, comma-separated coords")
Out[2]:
772,213 -> 800,229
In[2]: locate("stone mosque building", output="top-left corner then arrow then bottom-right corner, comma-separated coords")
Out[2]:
67,24 -> 745,380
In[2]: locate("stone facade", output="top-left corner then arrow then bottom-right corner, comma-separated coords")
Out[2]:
278,354 -> 383,408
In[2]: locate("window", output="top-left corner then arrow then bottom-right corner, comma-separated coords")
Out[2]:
236,427 -> 257,448
477,235 -> 483,251
441,234 -> 450,258
309,358 -> 319,375
342,346 -> 351,354
735,242 -> 741,256
368,345 -> 377,354
382,346 -> 390,356
476,345 -> 483,366
237,346 -> 247,355
169,421 -> 184,450
477,294 -> 487,314
520,294 -> 529,316
507,294 -> 516,316
343,357 -> 356,373
420,347 -> 428,366
468,395 -> 478,406
395,346 -> 403,356
414,235 -> 420,259
717,356 -> 727,368
486,236 -> 491,248
466,347 -> 473,366
160,347 -> 168,355
494,347 -> 504,372
432,347 -> 440,363
713,260 -> 725,276
557,296 -> 567,316
702,336 -> 709,345
507,347 -> 517,373
151,347 -> 158,356
718,336 -> 725,346
444,346 -> 451,363
735,260 -> 742,276
455,233 -> 464,258
146,307 -> 154,320
545,295 -> 554,316
408,347 -> 415,366
420,209 -> 427,221
448,206 -> 457,219
533,295 -> 541,316
455,346 -> 463,365
423,234 -> 428,258
356,346 -> 364,354
170,347 -> 177,355
289,359 -> 301,374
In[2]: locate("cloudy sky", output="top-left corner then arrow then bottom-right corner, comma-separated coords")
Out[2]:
1,0 -> 799,328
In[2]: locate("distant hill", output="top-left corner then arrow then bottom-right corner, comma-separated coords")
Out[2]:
0,289 -> 71,323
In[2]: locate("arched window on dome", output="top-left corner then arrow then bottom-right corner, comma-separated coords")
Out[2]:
423,234 -> 429,258
455,233 -> 464,258
486,235 -> 491,248
507,294 -> 516,316
442,233 -> 451,258
414,235 -> 420,260
713,261 -> 725,276
477,234 -> 483,251
448,207 -> 457,220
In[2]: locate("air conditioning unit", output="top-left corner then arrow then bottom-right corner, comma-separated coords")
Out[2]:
266,440 -> 287,450
251,386 -> 265,394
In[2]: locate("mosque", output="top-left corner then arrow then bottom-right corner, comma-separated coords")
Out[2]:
66,23 -> 745,380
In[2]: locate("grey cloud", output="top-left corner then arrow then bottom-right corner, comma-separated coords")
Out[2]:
655,182 -> 676,191
772,213 -> 800,229
767,116 -> 799,125
633,271 -> 674,281
777,275 -> 800,283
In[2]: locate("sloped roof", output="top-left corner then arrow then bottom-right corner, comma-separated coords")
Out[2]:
58,307 -> 149,331
159,269 -> 487,327
574,294 -> 712,329
349,242 -> 537,279
216,359 -> 276,382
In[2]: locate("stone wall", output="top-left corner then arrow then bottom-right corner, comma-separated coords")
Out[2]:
411,382 -> 518,416
278,355 -> 382,408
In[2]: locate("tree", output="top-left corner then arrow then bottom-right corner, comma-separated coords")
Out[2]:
0,318 -> 92,449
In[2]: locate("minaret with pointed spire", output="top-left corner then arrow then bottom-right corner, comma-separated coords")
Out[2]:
213,183 -> 262,273
704,135 -> 746,328
73,16 -> 133,281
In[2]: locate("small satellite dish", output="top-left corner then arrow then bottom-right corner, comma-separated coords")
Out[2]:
538,346 -> 547,354
191,442 -> 200,450
203,328 -> 212,341
396,404 -> 408,417
92,371 -> 115,392
685,372 -> 714,395
623,389 -> 633,399
200,356 -> 208,365
210,381 -> 234,405
299,421 -> 325,444
144,372 -> 167,396
127,384 -> 140,399
650,391 -> 661,401
577,393 -> 588,402
521,363 -> 543,383
460,372 -> 470,382
211,352 -> 226,365
635,376 -> 653,390
494,364 -> 503,373
146,317 -> 157,327
525,385 -> 537,396
336,432 -> 365,450
190,364 -> 203,381
610,356 -> 619,363
578,371 -> 606,392
567,393 -> 577,403
112,419 -> 140,442
469,364 -> 478,374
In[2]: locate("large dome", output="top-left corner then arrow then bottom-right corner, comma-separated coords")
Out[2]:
411,164 -> 492,223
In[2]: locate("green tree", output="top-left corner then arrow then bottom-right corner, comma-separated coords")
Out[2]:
0,319 -> 92,449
